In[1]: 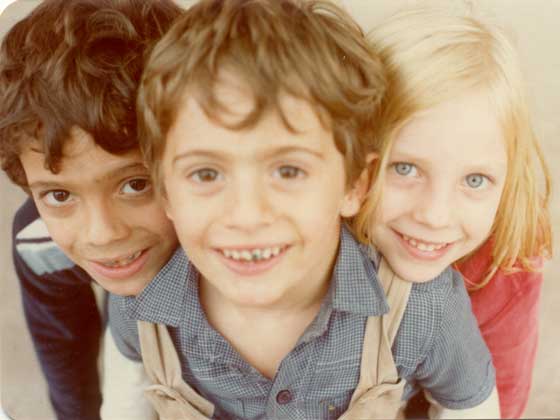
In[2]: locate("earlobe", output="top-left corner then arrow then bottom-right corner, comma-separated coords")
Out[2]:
340,193 -> 361,218
161,194 -> 173,221
340,153 -> 378,218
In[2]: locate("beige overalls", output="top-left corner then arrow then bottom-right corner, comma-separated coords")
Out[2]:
137,258 -> 412,420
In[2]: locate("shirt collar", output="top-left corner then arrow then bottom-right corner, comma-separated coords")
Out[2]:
122,226 -> 388,330
330,226 -> 389,316
298,226 -> 389,344
122,247 -> 202,328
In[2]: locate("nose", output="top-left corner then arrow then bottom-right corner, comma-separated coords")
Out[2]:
83,200 -> 130,247
412,183 -> 455,229
224,176 -> 273,232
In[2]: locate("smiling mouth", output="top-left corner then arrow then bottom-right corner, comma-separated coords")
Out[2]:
397,232 -> 451,252
96,250 -> 144,268
219,246 -> 288,262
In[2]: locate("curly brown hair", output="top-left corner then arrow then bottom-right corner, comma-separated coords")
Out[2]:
0,0 -> 183,190
137,0 -> 387,191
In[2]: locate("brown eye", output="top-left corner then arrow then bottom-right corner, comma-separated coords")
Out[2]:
52,190 -> 70,202
191,168 -> 221,183
121,178 -> 152,195
275,165 -> 305,179
42,190 -> 74,207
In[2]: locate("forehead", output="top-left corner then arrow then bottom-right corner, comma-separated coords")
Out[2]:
21,127 -> 146,187
167,74 -> 332,156
392,90 -> 507,168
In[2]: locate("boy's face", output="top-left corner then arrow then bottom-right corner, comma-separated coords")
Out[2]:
162,76 -> 362,309
371,90 -> 507,282
20,127 -> 178,296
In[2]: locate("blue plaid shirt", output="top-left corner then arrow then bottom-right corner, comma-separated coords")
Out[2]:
110,227 -> 495,419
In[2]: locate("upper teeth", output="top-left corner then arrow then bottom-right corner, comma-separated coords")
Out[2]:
103,250 -> 142,267
402,235 -> 447,251
222,246 -> 282,262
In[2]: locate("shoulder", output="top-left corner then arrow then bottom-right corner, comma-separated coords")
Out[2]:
12,198 -> 77,276
469,268 -> 542,323
394,267 -> 470,369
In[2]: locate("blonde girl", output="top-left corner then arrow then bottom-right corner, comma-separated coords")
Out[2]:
354,6 -> 552,418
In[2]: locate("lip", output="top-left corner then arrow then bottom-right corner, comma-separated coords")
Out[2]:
214,245 -> 289,276
393,229 -> 455,261
88,248 -> 150,280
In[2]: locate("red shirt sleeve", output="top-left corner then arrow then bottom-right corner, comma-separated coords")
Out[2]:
458,241 -> 543,419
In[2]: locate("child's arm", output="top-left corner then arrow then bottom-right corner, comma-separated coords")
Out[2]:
468,268 -> 543,418
100,327 -> 157,420
425,386 -> 499,419
13,200 -> 102,420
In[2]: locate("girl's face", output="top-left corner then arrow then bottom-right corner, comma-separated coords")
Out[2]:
371,90 -> 508,282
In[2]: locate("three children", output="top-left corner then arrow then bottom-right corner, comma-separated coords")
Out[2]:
1,0 -> 551,418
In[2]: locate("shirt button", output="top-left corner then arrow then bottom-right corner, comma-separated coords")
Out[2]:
276,389 -> 293,405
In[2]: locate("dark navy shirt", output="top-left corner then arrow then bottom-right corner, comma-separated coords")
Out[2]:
12,199 -> 102,420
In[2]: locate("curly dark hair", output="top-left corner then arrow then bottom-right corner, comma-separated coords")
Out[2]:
0,0 -> 183,189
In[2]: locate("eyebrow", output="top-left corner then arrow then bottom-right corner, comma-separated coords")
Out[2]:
172,145 -> 325,167
28,162 -> 148,190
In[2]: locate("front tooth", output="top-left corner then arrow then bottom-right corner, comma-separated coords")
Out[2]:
232,250 -> 241,260
241,250 -> 252,261
262,248 -> 272,259
417,243 -> 428,251
252,249 -> 262,261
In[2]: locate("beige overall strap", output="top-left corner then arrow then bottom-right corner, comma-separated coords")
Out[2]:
349,257 -> 412,402
137,320 -> 214,419
377,258 -> 412,347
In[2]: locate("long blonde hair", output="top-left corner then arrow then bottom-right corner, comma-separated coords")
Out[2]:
353,6 -> 552,288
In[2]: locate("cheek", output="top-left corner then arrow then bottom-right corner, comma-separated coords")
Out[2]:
144,205 -> 177,239
38,214 -> 76,254
465,201 -> 500,242
379,186 -> 411,223
165,196 -> 210,245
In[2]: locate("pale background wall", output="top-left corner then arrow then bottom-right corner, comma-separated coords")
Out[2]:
1,0 -> 558,418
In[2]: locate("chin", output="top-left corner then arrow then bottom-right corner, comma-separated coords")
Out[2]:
391,263 -> 447,284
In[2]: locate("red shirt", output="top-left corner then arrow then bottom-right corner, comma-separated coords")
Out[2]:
458,240 -> 543,419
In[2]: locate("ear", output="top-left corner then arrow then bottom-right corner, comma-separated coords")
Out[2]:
340,153 -> 378,218
159,188 -> 174,221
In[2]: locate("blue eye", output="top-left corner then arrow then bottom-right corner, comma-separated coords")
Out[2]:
393,162 -> 417,176
465,174 -> 488,189
275,165 -> 306,179
190,168 -> 222,183
121,178 -> 152,195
